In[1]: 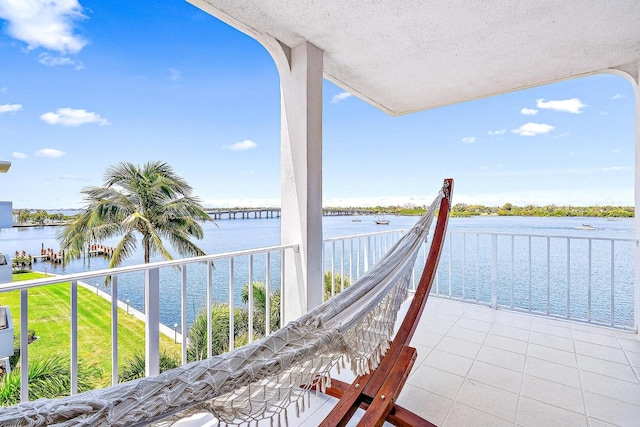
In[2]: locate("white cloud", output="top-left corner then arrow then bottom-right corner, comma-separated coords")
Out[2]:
36,148 -> 66,158
38,52 -> 83,69
331,91 -> 352,104
488,129 -> 506,136
0,86 -> 6,93
224,140 -> 257,151
12,151 -> 27,159
40,107 -> 110,126
168,68 -> 182,82
613,149 -> 620,153
461,137 -> 476,144
552,131 -> 569,139
611,93 -> 625,100
536,98 -> 586,114
601,166 -> 632,172
0,0 -> 88,54
520,108 -> 538,115
0,104 -> 22,114
512,122 -> 555,136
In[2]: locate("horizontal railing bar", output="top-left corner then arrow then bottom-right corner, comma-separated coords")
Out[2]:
448,230 -> 636,243
0,243 -> 299,292
322,229 -> 407,242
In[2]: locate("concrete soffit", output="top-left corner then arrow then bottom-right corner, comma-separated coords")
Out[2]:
188,0 -> 640,115
610,60 -> 640,85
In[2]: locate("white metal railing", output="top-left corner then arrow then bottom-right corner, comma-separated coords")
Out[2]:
0,244 -> 298,402
3,228 -> 637,405
322,230 -> 637,330
322,229 -> 407,299
433,231 -> 637,329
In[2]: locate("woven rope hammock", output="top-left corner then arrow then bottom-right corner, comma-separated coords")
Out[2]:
0,181 -> 451,427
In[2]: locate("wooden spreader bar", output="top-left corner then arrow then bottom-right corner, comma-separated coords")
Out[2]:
318,178 -> 453,427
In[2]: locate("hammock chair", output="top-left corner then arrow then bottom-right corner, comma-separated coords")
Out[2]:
0,179 -> 453,427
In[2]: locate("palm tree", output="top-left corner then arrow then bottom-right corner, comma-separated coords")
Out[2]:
187,304 -> 249,361
241,281 -> 281,336
0,354 -> 101,406
118,349 -> 181,383
323,271 -> 351,301
59,161 -> 211,266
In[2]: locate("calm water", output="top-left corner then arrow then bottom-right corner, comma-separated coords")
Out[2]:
0,215 -> 635,328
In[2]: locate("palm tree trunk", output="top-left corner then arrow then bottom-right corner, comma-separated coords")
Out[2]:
143,235 -> 150,263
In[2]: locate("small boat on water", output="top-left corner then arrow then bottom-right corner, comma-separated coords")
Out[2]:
352,218 -> 362,222
375,215 -> 390,225
574,224 -> 595,230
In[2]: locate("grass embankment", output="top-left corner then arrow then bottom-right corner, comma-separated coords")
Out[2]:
2,272 -> 180,387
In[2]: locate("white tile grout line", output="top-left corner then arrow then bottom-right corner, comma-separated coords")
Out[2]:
617,335 -> 640,384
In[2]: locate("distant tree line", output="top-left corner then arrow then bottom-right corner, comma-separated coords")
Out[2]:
12,209 -> 72,225
326,204 -> 634,217
450,203 -> 634,218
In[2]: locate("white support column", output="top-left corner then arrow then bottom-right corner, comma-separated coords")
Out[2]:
613,62 -> 640,333
278,42 -> 324,323
633,64 -> 640,333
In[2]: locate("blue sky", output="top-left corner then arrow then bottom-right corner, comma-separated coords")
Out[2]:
0,1 -> 636,209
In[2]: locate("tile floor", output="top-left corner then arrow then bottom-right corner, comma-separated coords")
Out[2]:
178,296 -> 640,426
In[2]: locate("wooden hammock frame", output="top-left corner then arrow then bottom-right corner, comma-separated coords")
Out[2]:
318,178 -> 453,427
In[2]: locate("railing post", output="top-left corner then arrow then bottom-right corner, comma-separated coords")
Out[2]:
331,241 -> 336,297
265,251 -> 271,335
229,258 -> 235,351
491,234 -> 497,309
510,235 -> 514,308
611,240 -> 615,327
207,260 -> 212,357
248,254 -> 254,342
566,238 -> 571,319
546,236 -> 551,315
341,240 -> 345,292
111,276 -> 119,385
20,288 -> 28,402
364,236 -> 370,272
476,234 -> 480,302
145,268 -> 160,377
70,280 -> 78,395
462,234 -> 466,299
180,267 -> 187,365
587,239 -> 591,323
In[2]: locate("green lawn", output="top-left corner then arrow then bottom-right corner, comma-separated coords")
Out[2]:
2,272 -> 180,387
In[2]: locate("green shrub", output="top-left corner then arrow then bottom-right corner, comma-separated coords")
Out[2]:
0,354 -> 101,406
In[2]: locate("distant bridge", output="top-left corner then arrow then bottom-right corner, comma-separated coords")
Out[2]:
205,208 -> 280,220
204,207 -> 381,220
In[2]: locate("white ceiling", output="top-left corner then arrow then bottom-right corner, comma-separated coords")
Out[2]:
190,0 -> 640,115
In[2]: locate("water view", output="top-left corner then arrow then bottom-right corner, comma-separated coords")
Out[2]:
0,215 -> 635,329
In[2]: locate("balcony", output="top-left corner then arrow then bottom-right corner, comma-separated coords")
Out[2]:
0,228 -> 638,426
293,297 -> 640,426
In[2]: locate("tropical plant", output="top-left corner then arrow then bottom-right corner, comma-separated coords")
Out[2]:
58,161 -> 212,267
118,349 -> 181,383
0,354 -> 101,406
323,271 -> 351,301
241,281 -> 281,336
187,304 -> 249,362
